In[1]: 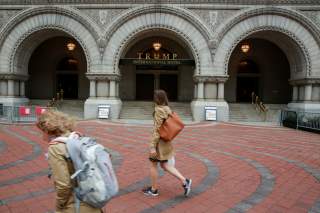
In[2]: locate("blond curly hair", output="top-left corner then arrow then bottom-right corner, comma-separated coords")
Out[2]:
36,110 -> 76,137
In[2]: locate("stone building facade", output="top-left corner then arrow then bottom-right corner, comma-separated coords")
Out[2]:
0,0 -> 319,121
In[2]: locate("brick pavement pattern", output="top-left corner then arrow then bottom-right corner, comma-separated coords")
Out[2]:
0,121 -> 319,213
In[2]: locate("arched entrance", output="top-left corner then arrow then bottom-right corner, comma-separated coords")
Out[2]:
236,59 -> 260,102
119,33 -> 195,102
27,34 -> 88,101
226,37 -> 291,104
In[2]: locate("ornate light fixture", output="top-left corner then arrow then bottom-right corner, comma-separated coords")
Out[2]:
241,43 -> 250,53
153,41 -> 162,51
66,41 -> 76,51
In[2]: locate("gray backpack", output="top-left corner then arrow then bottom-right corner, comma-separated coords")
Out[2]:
55,135 -> 119,209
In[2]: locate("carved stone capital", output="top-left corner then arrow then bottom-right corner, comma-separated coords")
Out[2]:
289,78 -> 320,85
0,74 -> 29,81
86,73 -> 120,82
194,75 -> 228,83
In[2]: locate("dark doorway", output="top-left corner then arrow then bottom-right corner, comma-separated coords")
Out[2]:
237,77 -> 259,102
136,74 -> 154,100
160,75 -> 178,101
57,74 -> 78,99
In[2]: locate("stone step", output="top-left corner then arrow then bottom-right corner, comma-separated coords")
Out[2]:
229,103 -> 284,122
120,101 -> 192,121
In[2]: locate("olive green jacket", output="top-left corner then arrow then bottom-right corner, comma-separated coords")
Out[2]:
150,105 -> 174,160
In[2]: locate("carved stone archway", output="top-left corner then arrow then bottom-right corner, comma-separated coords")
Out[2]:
0,6 -> 100,106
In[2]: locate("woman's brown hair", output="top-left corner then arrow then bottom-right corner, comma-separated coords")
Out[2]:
154,90 -> 169,106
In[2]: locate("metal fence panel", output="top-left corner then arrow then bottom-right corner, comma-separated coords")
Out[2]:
281,109 -> 320,132
0,106 -> 55,123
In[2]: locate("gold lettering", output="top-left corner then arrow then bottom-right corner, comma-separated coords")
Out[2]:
146,53 -> 151,59
172,53 -> 178,60
154,53 -> 160,59
162,54 -> 170,60
137,52 -> 143,59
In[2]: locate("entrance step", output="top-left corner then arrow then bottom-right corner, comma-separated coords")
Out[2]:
120,101 -> 193,121
229,103 -> 285,122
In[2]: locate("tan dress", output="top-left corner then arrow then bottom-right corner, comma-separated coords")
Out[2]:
149,105 -> 174,161
48,142 -> 102,213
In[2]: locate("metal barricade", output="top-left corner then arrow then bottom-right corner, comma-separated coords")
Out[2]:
280,109 -> 320,132
0,105 -> 55,123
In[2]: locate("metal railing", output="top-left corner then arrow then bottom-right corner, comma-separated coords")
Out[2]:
280,109 -> 320,132
0,105 -> 55,123
251,92 -> 268,121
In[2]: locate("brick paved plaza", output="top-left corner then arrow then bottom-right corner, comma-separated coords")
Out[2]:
0,121 -> 319,213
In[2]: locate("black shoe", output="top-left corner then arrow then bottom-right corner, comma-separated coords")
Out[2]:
142,186 -> 159,196
183,178 -> 192,196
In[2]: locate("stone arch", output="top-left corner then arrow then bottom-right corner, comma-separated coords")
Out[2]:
213,7 -> 320,78
102,5 -> 213,75
0,6 -> 100,75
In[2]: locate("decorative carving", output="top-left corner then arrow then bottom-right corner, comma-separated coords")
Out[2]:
191,10 -> 239,32
289,78 -> 320,85
82,9 -> 127,28
214,7 -> 320,77
223,26 -> 312,77
105,5 -> 211,45
106,5 -> 215,75
10,25 -> 91,75
0,0 -> 319,5
0,73 -> 28,81
216,7 -> 320,49
87,73 -> 120,81
0,10 -> 21,28
0,6 -> 100,52
301,11 -> 320,27
194,75 -> 228,83
112,25 -> 201,75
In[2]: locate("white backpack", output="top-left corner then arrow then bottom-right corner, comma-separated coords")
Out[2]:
53,133 -> 119,209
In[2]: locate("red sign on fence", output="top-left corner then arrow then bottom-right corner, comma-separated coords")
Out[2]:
35,106 -> 46,116
19,106 -> 31,116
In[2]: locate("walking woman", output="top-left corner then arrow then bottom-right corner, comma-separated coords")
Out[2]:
36,110 -> 101,213
143,90 -> 192,197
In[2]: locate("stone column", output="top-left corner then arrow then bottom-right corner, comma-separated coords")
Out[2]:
85,73 -> 121,119
89,80 -> 96,97
19,81 -> 25,97
0,80 -> 7,96
191,75 -> 229,121
109,80 -> 116,97
292,86 -> 298,102
298,86 -> 304,101
304,84 -> 312,101
218,82 -> 224,99
312,85 -> 320,101
197,82 -> 204,99
204,83 -> 217,99
194,84 -> 197,99
116,82 -> 119,97
7,80 -> 14,96
0,74 -> 29,106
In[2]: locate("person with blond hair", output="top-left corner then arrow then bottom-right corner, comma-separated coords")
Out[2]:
142,90 -> 192,197
36,110 -> 101,213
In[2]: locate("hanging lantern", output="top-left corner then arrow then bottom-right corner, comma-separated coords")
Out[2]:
153,41 -> 162,51
67,41 -> 76,51
241,43 -> 250,53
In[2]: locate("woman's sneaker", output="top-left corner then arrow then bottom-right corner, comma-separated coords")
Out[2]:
183,178 -> 192,196
142,186 -> 159,196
